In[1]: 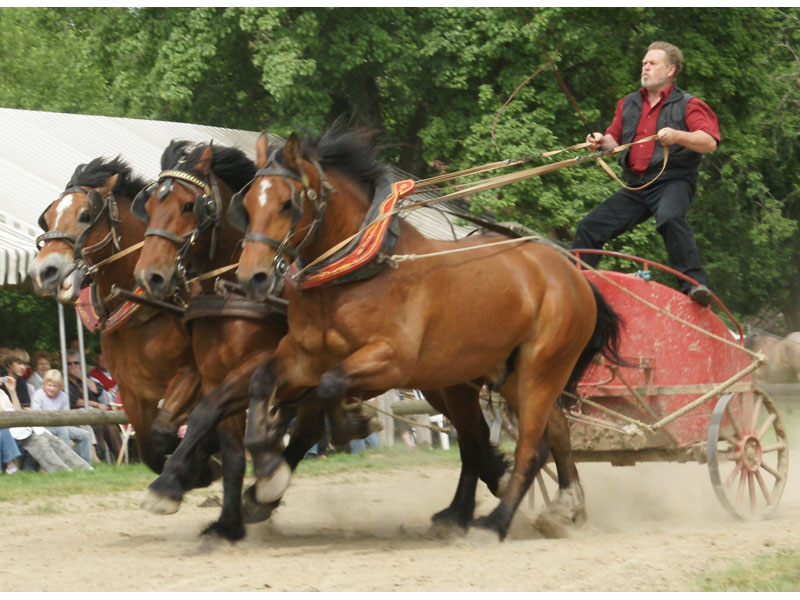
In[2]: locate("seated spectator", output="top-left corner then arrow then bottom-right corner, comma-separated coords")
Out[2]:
0,378 -> 92,473
30,369 -> 93,464
1,427 -> 22,474
27,350 -> 53,391
4,349 -> 34,408
66,351 -> 121,463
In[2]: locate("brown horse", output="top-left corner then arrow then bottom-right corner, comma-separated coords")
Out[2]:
131,141 -> 527,537
233,127 -> 622,541
29,158 -> 203,475
747,332 -> 800,384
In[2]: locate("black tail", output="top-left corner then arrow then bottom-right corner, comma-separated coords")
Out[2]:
562,282 -> 625,402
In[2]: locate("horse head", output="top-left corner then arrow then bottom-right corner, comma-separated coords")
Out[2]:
30,157 -> 147,303
133,140 -> 255,300
234,127 -> 384,302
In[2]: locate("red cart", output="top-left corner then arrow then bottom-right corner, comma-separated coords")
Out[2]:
529,251 -> 789,520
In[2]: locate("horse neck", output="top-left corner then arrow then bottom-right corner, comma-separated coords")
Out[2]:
300,173 -> 372,264
92,197 -> 146,301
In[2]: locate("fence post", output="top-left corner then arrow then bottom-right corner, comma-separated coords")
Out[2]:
377,390 -> 395,447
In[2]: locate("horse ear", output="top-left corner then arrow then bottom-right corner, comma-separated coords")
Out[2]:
256,132 -> 270,169
98,174 -> 119,197
284,133 -> 304,175
195,143 -> 214,175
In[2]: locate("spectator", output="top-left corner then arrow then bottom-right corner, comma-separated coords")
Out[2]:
0,377 -> 92,473
66,351 -> 121,462
28,350 -> 53,391
30,369 -> 93,464
1,427 -> 22,474
4,349 -> 34,408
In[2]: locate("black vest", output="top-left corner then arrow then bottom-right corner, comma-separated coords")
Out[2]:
618,85 -> 702,185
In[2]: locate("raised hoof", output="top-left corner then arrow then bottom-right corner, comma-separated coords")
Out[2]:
242,485 -> 281,524
255,458 -> 292,504
141,489 -> 181,515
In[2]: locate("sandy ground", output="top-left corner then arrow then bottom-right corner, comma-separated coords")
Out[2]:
1,452 -> 799,592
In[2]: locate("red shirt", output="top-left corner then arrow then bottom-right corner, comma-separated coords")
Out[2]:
606,83 -> 721,173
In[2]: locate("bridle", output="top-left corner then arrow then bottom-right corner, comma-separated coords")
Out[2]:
36,185 -> 123,271
228,150 -> 335,294
132,167 -> 224,288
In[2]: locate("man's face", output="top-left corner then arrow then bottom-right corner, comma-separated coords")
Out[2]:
9,360 -> 27,377
67,358 -> 82,379
641,49 -> 674,90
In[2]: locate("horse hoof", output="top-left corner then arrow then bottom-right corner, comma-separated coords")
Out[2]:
465,525 -> 502,547
242,485 -> 281,523
140,490 -> 181,515
428,519 -> 466,539
533,513 -> 570,539
255,459 -> 292,504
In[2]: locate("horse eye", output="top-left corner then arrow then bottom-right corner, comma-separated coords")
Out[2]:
78,210 -> 91,224
183,202 -> 195,214
281,198 -> 292,213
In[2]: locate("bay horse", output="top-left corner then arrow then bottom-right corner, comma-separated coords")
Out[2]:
131,141 -> 528,537
747,332 -> 800,384
131,141 -> 355,540
29,157 -> 204,474
233,127 -> 622,541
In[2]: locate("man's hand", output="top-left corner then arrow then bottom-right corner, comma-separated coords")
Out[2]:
586,132 -> 604,151
657,127 -> 678,146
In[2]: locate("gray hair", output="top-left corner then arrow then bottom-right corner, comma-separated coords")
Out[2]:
648,41 -> 683,76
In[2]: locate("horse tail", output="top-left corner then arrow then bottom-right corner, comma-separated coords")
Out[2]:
561,282 -> 625,404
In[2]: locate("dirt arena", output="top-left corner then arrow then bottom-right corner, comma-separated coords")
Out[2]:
2,448 -> 799,592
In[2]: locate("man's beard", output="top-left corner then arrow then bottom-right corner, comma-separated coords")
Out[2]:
641,73 -> 668,90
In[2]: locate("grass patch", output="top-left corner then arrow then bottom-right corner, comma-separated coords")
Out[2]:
293,444 -> 461,477
0,446 -> 462,504
0,463 -> 155,503
689,547 -> 800,591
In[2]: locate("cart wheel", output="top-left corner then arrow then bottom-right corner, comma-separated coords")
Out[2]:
499,412 -> 559,511
527,459 -> 559,511
707,391 -> 789,520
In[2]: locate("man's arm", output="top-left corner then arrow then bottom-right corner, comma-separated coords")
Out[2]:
657,127 -> 718,153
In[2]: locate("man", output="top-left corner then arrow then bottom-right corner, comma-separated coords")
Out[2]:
572,41 -> 720,306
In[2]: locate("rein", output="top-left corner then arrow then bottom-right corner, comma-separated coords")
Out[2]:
289,136 -> 666,283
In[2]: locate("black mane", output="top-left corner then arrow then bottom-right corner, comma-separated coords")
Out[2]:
160,140 -> 256,192
66,156 -> 149,199
300,126 -> 391,190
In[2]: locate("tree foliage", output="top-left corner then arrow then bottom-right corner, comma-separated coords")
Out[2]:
0,7 -> 798,329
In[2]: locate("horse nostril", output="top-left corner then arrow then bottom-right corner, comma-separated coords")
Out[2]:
148,272 -> 165,291
252,272 -> 268,287
41,265 -> 59,284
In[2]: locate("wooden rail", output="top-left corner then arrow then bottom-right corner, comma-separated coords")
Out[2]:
0,398 -> 442,429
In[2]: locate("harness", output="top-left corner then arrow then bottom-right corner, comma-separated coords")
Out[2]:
132,167 -> 224,289
228,151 -> 334,295
37,183 -> 156,332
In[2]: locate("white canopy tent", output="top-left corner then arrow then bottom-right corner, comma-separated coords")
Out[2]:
0,107 -> 471,288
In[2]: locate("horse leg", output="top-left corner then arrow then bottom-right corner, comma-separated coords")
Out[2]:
150,366 -> 202,455
119,387 -> 164,474
469,367 -> 563,543
142,352 -> 267,515
533,406 -> 586,538
241,403 -> 326,523
426,385 -> 486,533
197,412 -> 247,542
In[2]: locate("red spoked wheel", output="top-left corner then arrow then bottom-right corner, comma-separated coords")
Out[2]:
707,391 -> 789,519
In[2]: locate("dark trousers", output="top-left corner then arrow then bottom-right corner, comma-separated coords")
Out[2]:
571,178 -> 708,292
